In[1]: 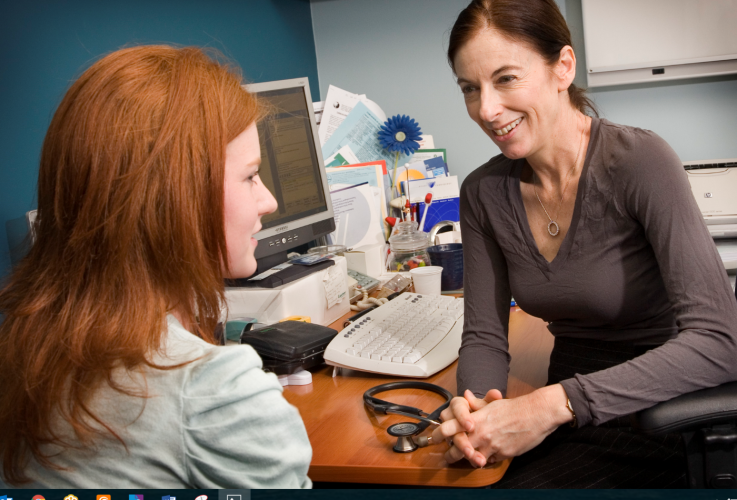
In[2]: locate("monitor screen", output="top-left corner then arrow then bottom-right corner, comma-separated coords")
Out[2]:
244,78 -> 335,275
256,87 -> 328,229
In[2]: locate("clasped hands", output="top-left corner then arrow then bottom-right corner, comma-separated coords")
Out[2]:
430,384 -> 573,468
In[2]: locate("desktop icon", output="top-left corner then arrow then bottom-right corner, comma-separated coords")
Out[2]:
162,496 -> 176,500
194,496 -> 208,500
97,495 -> 111,500
64,495 -> 78,500
226,495 -> 241,500
129,495 -> 144,500
32,496 -> 45,500
0,496 -> 13,500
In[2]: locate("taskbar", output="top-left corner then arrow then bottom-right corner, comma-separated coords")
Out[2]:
0,490 -> 248,500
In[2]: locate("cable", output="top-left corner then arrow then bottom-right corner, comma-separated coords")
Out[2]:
350,289 -> 388,311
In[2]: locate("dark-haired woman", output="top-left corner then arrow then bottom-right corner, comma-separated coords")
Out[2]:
0,46 -> 311,488
432,0 -> 737,488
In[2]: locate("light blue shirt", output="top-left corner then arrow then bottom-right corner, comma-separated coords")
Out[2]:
2,316 -> 312,489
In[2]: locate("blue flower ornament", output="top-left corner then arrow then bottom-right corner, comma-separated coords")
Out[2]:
378,115 -> 422,156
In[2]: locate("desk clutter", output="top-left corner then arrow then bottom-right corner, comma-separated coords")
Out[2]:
223,84 -> 464,337
223,84 -> 472,382
314,84 -> 463,287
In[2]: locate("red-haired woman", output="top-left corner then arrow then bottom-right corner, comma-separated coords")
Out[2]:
432,0 -> 737,488
0,46 -> 311,488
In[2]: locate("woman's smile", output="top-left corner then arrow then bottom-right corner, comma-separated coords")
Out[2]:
491,117 -> 523,136
488,117 -> 524,142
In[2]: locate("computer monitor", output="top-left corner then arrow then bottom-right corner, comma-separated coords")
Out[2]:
242,77 -> 335,277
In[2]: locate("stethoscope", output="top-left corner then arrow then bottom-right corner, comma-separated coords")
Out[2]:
363,381 -> 453,453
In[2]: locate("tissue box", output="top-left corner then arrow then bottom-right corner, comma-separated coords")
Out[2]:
345,243 -> 386,278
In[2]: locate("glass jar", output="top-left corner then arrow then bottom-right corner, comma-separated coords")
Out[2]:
387,220 -> 431,272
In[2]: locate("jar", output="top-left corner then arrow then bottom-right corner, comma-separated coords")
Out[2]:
387,220 -> 431,272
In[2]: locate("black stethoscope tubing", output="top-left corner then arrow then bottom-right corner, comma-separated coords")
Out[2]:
363,381 -> 454,433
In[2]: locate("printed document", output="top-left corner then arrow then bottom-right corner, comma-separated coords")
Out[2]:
326,165 -> 388,232
324,145 -> 360,167
323,265 -> 347,309
327,183 -> 385,250
322,101 -> 413,176
319,85 -> 387,146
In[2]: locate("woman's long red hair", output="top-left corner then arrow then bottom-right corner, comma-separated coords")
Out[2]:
0,45 -> 262,484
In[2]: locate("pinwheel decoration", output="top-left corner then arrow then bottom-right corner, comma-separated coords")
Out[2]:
378,114 -> 422,195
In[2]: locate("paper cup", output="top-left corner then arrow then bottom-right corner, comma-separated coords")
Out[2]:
410,266 -> 443,295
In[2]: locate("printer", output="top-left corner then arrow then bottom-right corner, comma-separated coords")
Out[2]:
684,159 -> 737,278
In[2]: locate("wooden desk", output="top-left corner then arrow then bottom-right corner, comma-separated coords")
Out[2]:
282,307 -> 554,487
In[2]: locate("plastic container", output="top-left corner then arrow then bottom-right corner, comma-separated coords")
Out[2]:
427,243 -> 464,291
308,245 -> 347,256
240,320 -> 338,375
387,220 -> 431,272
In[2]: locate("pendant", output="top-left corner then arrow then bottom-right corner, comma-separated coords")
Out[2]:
547,221 -> 560,237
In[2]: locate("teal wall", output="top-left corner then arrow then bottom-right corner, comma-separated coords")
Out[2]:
0,0 -> 319,279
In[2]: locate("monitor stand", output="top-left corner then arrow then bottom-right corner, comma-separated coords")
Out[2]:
227,259 -> 335,288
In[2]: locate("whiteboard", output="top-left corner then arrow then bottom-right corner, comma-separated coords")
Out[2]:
582,0 -> 737,86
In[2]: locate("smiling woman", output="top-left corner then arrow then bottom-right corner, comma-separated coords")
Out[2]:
433,0 -> 737,489
0,45 -> 310,488
223,123 -> 278,279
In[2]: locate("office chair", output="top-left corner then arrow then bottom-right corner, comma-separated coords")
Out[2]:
632,284 -> 737,488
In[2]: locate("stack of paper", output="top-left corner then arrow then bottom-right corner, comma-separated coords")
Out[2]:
315,85 -> 455,249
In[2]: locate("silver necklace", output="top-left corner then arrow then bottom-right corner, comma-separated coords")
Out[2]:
532,120 -> 585,237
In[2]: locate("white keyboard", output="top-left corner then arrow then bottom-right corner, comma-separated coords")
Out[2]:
323,292 -> 464,377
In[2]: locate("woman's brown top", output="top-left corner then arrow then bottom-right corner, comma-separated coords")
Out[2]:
458,117 -> 737,426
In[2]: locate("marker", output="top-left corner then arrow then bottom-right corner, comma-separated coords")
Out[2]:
419,193 -> 433,232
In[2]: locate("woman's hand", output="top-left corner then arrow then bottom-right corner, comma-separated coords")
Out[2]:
437,389 -> 504,466
433,384 -> 573,468
440,389 -> 504,432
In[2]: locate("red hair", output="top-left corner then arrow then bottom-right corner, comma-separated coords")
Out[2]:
0,45 -> 263,484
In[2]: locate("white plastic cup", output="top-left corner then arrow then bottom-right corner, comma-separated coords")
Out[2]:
410,266 -> 443,295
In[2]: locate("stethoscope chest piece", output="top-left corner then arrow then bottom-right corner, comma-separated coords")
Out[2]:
364,381 -> 453,453
387,422 -> 423,453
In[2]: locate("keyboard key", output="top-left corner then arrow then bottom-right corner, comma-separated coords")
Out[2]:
403,351 -> 422,363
